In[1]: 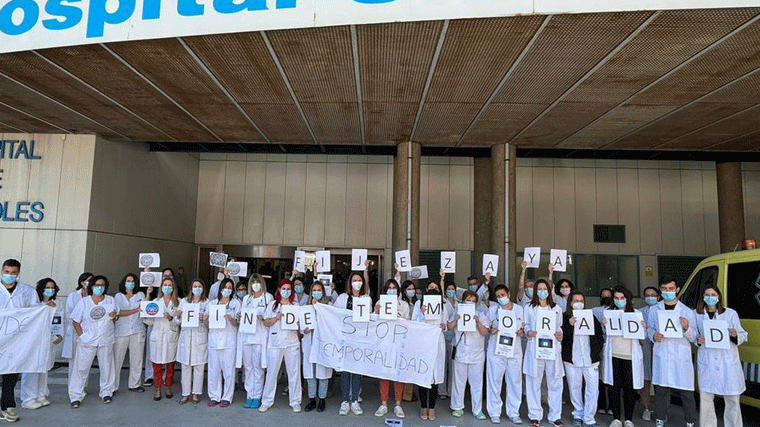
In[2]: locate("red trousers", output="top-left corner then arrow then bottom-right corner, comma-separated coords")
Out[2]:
153,362 -> 175,389
380,380 -> 405,403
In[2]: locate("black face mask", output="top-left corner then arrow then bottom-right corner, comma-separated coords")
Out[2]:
426,290 -> 441,296
600,297 -> 612,307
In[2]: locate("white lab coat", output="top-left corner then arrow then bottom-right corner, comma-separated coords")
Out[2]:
207,298 -> 240,403
175,298 -> 209,366
451,305 -> 487,415
0,280 -> 37,308
523,304 -> 564,379
261,300 -> 302,408
143,299 -> 179,364
62,289 -> 85,359
69,296 -> 117,401
486,303 -> 524,420
646,300 -> 697,391
412,297 -> 453,385
235,292 -> 272,368
639,304 -> 655,381
602,308 -> 644,390
694,307 -> 747,395
523,303 -> 564,422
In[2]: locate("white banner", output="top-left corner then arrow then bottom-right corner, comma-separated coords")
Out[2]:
0,305 -> 54,374
310,303 -> 441,388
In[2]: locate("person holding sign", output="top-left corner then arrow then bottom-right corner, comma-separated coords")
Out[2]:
447,291 -> 489,420
553,278 -> 574,313
206,278 -> 240,408
238,274 -> 273,409
440,280 -> 459,400
411,281 -> 452,421
485,284 -> 525,424
518,260 -> 535,307
143,278 -> 180,402
639,286 -> 661,422
20,278 -> 62,410
646,277 -> 697,427
560,291 -> 604,427
176,279 -> 210,405
302,282 -> 333,414
62,272 -> 93,392
333,272 -> 371,416
523,279 -> 564,427
372,279 -> 410,418
112,273 -> 146,394
601,287 -> 644,427
694,285 -> 747,427
290,272 -> 310,306
260,279 -> 302,413
69,275 -> 117,408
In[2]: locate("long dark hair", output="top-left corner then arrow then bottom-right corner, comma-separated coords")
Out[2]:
36,278 -> 58,301
564,290 -> 585,317
530,279 -> 555,308
76,272 -> 93,290
118,273 -> 139,295
381,279 -> 400,295
401,280 -> 416,304
610,286 -> 634,312
555,278 -> 575,297
696,284 -> 726,315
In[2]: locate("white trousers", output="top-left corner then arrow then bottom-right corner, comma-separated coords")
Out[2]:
525,359 -> 563,422
451,360 -> 484,415
181,363 -> 204,397
67,337 -> 79,385
487,352 -> 523,419
20,373 -> 48,405
700,391 -> 742,427
207,348 -> 235,402
243,344 -> 265,399
68,343 -> 115,402
440,336 -> 454,397
144,325 -> 153,380
262,346 -> 302,408
563,362 -> 599,425
113,332 -> 145,390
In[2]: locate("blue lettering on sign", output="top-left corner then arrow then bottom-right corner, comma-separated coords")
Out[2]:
87,0 -> 136,38
0,201 -> 44,222
43,0 -> 83,31
0,140 -> 42,160
0,0 -> 39,36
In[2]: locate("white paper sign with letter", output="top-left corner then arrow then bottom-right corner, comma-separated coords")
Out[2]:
301,306 -> 316,331
549,249 -> 568,272
352,249 -> 368,271
573,309 -> 595,336
181,303 -> 200,328
209,304 -> 226,329
315,251 -> 331,273
523,247 -> 541,268
352,296 -> 372,323
423,295 -> 443,322
395,250 -> 412,272
239,308 -> 258,334
379,295 -> 398,320
704,319 -> 730,350
604,310 -> 624,336
498,309 -> 517,335
293,251 -> 306,274
440,251 -> 456,273
281,305 -> 300,330
483,254 -> 499,276
457,303 -> 477,332
657,310 -> 684,339
622,312 -> 645,340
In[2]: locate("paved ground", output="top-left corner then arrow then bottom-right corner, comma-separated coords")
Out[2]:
9,366 -> 760,426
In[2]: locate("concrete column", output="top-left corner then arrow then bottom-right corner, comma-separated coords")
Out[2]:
392,141 -> 421,265
716,161 -> 746,253
473,157 -> 492,276
491,144 -> 517,286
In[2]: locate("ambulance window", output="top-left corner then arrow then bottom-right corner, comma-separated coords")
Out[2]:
681,266 -> 718,309
726,261 -> 760,320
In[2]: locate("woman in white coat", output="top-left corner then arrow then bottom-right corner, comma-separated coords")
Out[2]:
259,279 -> 302,413
113,273 -> 146,393
334,273 -> 371,416
206,278 -> 240,408
638,286 -> 660,421
69,275 -> 117,407
175,279 -> 209,405
695,285 -> 747,427
62,272 -> 92,385
238,274 -> 272,409
20,278 -> 62,409
303,281 -> 333,413
523,279 -> 564,427
602,286 -> 645,427
143,277 -> 180,401
486,284 -> 525,425
373,279 -> 410,418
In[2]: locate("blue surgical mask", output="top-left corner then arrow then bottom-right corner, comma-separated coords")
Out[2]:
387,289 -> 398,296
2,274 -> 17,285
497,296 -> 510,306
125,282 -> 135,291
406,290 -> 416,298
192,287 -> 203,296
446,290 -> 456,299
295,284 -> 304,294
469,284 -> 478,292
162,286 -> 173,295
662,291 -> 676,301
43,288 -> 55,298
525,288 -> 533,298
645,296 -> 658,306
312,291 -> 323,300
236,291 -> 247,299
280,289 -> 291,299
704,296 -> 719,306
221,289 -> 232,297
92,286 -> 105,296
537,290 -> 549,300
614,299 -> 627,309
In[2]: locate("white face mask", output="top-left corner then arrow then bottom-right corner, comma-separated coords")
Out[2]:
351,281 -> 362,291
572,302 -> 584,310
252,281 -> 262,292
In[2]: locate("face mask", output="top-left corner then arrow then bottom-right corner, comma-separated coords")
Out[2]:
537,290 -> 549,300
162,286 -> 173,295
295,284 -> 304,294
427,289 -> 441,296
236,291 -> 247,299
312,291 -> 323,300
252,282 -> 262,292
125,282 -> 135,291
82,281 -> 90,289
351,281 -> 363,291
572,302 -> 584,310
525,288 -> 533,298
387,289 -> 398,296
446,290 -> 456,299
645,296 -> 658,306
560,287 -> 571,296
662,291 -> 676,302
2,274 -> 17,285
92,286 -> 105,296
43,288 -> 55,298
469,284 -> 478,292
497,296 -> 510,306
704,296 -> 719,306
614,299 -> 627,309
280,289 -> 292,299
466,299 -> 477,304
406,290 -> 416,298
192,287 -> 203,296
216,272 -> 225,282
221,289 -> 232,298
600,297 -> 612,306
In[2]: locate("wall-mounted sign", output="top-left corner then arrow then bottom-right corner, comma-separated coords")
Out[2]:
0,140 -> 45,223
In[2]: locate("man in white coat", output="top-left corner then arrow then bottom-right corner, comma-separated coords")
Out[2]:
646,277 -> 697,427
0,259 -> 39,423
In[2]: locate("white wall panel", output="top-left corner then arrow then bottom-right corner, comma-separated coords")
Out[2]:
574,167 -> 597,253
222,162 -> 246,244
532,166 -> 555,250
681,169 -> 706,255
426,164 -> 450,250
659,169 -> 684,255
263,162 -> 287,245
449,165 -> 472,250
553,166 -> 575,251
303,162 -> 327,246
324,162 -> 347,247
196,160 -> 226,243
516,166 -> 533,249
419,163 -> 430,249
283,162 -> 307,246
638,169 -> 662,255
702,170 -> 720,254
617,168 -> 640,254
595,168 -> 619,253
366,163 -> 390,248
243,162 -> 267,244
344,163 -> 368,247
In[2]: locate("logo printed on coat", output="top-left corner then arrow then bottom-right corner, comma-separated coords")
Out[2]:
90,306 -> 106,320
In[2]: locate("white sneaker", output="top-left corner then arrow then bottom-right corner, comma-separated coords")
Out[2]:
351,401 -> 363,415
491,417 -> 501,423
38,397 -> 51,407
258,404 -> 271,413
21,400 -> 43,410
0,408 -> 18,422
655,420 -> 665,427
394,405 -> 405,418
511,417 -> 523,424
610,420 -> 623,427
624,421 -> 634,427
339,401 -> 350,416
375,405 -> 388,417
292,404 -> 301,413
686,423 -> 695,427
642,409 -> 652,422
